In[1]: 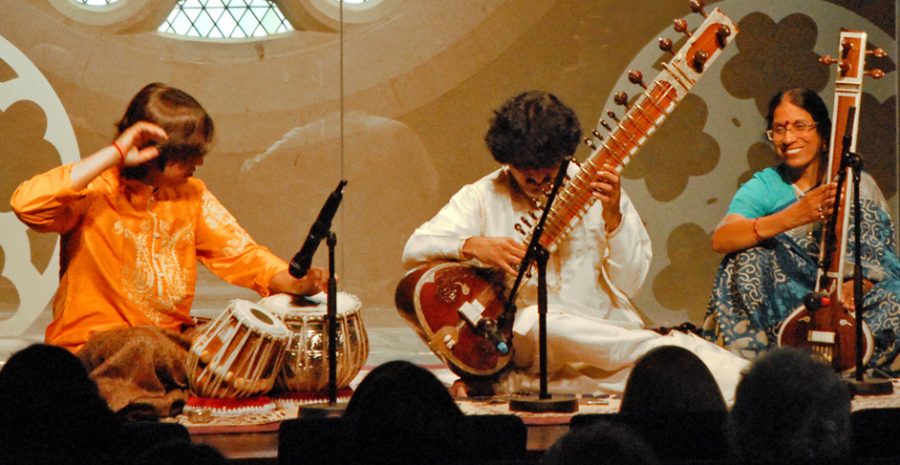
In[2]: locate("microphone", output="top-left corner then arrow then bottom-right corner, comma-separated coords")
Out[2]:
476,317 -> 509,354
289,179 -> 348,278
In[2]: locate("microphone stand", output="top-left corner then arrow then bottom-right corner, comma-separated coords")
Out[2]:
844,151 -> 893,396
299,227 -> 348,416
507,159 -> 578,414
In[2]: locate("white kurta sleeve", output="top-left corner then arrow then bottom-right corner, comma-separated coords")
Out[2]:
401,184 -> 485,270
603,189 -> 652,297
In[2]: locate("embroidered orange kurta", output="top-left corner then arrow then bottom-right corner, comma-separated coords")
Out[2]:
11,164 -> 288,353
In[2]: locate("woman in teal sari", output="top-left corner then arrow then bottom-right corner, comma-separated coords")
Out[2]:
704,88 -> 900,373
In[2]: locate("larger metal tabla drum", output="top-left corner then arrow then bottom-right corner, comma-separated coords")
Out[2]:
258,292 -> 369,392
187,299 -> 290,398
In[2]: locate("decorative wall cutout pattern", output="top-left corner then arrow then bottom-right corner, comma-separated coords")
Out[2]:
0,36 -> 79,335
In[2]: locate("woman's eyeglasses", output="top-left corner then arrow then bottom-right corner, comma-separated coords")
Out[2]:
766,121 -> 818,141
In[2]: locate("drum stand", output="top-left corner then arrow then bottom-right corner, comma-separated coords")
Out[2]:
506,159 -> 578,414
300,232 -> 349,416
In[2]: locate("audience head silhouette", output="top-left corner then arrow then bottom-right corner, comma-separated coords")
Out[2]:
0,343 -> 124,465
620,345 -> 727,414
543,419 -> 658,465
343,360 -> 470,465
728,346 -> 852,465
132,439 -> 228,465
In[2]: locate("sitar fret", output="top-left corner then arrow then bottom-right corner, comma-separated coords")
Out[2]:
536,79 -> 683,251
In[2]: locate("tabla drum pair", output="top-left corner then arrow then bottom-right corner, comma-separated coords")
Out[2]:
187,293 -> 368,398
186,299 -> 290,398
258,292 -> 369,392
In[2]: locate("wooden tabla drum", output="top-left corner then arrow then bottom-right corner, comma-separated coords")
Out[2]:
187,299 -> 290,398
258,292 -> 368,392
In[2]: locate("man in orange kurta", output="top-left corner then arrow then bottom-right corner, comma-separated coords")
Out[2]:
12,84 -> 325,355
12,163 -> 291,353
10,83 -> 326,418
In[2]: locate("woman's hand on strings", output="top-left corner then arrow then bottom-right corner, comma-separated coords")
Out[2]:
793,182 -> 838,227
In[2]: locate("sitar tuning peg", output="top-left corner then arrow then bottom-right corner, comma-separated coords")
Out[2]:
716,25 -> 732,48
673,19 -> 692,38
600,120 -> 613,132
659,37 -> 675,56
614,92 -> 630,108
591,129 -> 604,141
607,110 -> 619,123
583,137 -> 597,149
690,0 -> 708,18
628,70 -> 647,90
693,50 -> 709,72
865,68 -> 885,79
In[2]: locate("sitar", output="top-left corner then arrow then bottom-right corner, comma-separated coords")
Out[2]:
396,1 -> 738,378
777,30 -> 885,372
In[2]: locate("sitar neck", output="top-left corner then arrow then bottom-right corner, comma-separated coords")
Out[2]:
526,8 -> 738,252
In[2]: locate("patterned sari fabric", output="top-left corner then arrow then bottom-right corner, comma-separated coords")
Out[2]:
704,195 -> 900,373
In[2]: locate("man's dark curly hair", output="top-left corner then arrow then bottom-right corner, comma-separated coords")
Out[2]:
728,347 -> 852,465
484,91 -> 582,170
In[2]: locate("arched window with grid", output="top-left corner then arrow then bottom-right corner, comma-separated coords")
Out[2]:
158,0 -> 293,38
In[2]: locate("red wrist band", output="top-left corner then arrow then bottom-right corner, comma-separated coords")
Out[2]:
752,218 -> 763,241
112,142 -> 126,165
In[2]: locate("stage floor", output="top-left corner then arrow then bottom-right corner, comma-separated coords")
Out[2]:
0,279 -> 605,463
5,276 -> 900,464
175,371 -> 900,464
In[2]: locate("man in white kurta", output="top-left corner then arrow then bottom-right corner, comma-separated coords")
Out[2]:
401,91 -> 747,399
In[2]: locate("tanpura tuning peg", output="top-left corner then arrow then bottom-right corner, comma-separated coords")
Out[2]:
867,48 -> 887,59
600,120 -> 613,132
866,68 -> 885,79
659,37 -> 675,55
820,55 -> 850,73
583,137 -> 597,149
840,40 -> 853,57
673,19 -> 692,38
628,70 -> 647,89
607,110 -> 619,123
591,129 -> 604,141
614,92 -> 630,108
690,0 -> 708,18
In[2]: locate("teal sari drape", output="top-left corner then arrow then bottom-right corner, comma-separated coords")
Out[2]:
704,195 -> 900,372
